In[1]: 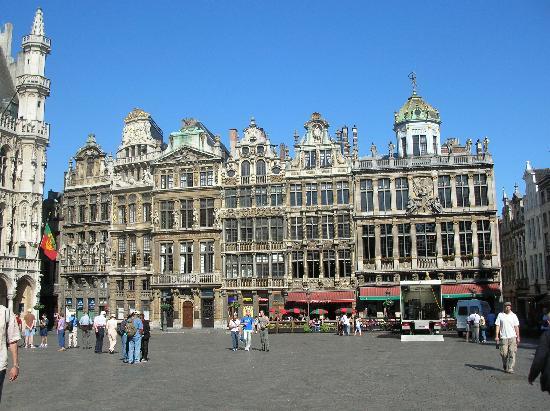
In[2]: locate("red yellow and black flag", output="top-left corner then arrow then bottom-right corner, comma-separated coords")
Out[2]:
40,223 -> 57,261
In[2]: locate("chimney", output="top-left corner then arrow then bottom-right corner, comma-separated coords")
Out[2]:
279,143 -> 286,162
229,129 -> 238,156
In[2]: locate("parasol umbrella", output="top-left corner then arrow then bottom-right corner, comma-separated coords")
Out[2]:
310,308 -> 328,316
335,307 -> 356,315
268,308 -> 276,313
279,308 -> 289,315
287,308 -> 303,315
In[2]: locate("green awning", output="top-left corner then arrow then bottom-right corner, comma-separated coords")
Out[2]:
359,296 -> 400,301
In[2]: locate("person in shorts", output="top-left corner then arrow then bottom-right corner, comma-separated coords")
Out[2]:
39,314 -> 48,348
22,309 -> 36,349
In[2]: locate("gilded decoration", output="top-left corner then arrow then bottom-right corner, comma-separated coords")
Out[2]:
406,176 -> 442,214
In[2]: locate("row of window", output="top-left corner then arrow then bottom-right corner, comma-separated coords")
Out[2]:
159,168 -> 212,189
117,235 -> 152,268
159,199 -> 214,229
361,220 -> 492,259
159,241 -> 214,274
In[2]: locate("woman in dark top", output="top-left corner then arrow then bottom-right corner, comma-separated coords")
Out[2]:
529,312 -> 550,395
39,314 -> 48,348
140,313 -> 151,362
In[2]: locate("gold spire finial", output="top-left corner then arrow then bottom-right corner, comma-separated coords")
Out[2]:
408,71 -> 417,95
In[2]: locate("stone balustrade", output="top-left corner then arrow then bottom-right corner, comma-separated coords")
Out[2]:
0,256 -> 40,272
357,153 -> 492,170
151,272 -> 222,286
60,264 -> 107,274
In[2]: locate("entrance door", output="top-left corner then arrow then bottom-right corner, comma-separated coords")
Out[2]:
201,298 -> 214,328
182,301 -> 193,328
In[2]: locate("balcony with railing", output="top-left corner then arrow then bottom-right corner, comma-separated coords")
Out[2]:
223,242 -> 285,252
22,34 -> 51,46
16,74 -> 51,90
151,272 -> 222,286
60,264 -> 107,274
357,153 -> 492,170
0,256 -> 40,273
114,151 -> 160,166
223,277 -> 287,289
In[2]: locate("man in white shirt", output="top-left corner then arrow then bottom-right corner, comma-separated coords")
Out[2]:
0,305 -> 20,402
495,302 -> 520,373
341,314 -> 350,336
93,311 -> 107,354
467,310 -> 481,343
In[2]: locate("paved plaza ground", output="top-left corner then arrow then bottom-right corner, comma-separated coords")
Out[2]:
2,330 -> 547,410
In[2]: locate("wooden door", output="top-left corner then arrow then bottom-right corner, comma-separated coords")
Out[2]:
182,301 -> 193,328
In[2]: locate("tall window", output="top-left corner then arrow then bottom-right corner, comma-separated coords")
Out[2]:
395,177 -> 409,210
179,242 -> 193,274
118,237 -> 126,267
89,195 -> 97,222
143,235 -> 151,267
319,150 -> 331,167
100,194 -> 109,220
86,158 -> 94,177
307,251 -> 320,278
432,136 -> 438,153
323,250 -> 336,278
129,235 -> 137,267
360,179 -> 374,212
0,147 -> 8,186
380,224 -> 393,258
225,219 -> 238,243
200,168 -> 213,186
459,221 -> 473,255
290,184 -> 302,207
378,178 -> 391,211
397,223 -> 411,258
338,249 -> 352,277
256,160 -> 266,177
241,161 -> 250,178
255,218 -> 269,242
160,201 -> 174,229
240,255 -> 253,277
456,175 -> 470,207
239,188 -> 252,208
306,183 -> 318,206
438,176 -> 452,208
255,186 -> 268,207
337,214 -> 350,238
413,135 -> 427,156
128,203 -> 136,224
291,251 -> 304,278
477,220 -> 492,256
321,215 -> 334,239
270,185 -> 283,206
160,171 -> 173,189
225,255 -> 238,278
320,182 -> 333,205
160,243 -> 174,273
401,137 -> 407,157
180,169 -> 194,188
79,204 -> 86,223
117,205 -> 126,224
225,188 -> 237,208
180,199 -> 194,229
142,202 -> 152,222
305,151 -> 316,169
271,253 -> 285,277
290,217 -> 303,240
336,181 -> 349,205
270,217 -> 284,241
240,218 -> 253,242
416,223 -> 436,257
256,254 -> 269,278
474,174 -> 488,206
199,198 -> 214,227
362,225 -> 376,260
441,222 -> 455,256
200,241 -> 214,273
305,216 -> 318,240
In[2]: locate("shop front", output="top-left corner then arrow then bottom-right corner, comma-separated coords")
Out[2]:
285,290 -> 355,319
358,287 -> 400,318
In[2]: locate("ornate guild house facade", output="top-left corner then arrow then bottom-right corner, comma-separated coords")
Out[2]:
0,10 -> 52,314
57,85 -> 501,327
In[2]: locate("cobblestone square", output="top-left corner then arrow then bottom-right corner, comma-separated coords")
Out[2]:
2,331 -> 547,410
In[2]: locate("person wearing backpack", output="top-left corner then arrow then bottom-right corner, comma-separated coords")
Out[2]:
140,313 -> 150,362
119,314 -> 131,363
127,311 -> 143,364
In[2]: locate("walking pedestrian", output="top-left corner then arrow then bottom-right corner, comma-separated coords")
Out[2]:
487,311 -> 496,338
228,312 -> 241,351
79,311 -> 92,349
119,313 -> 131,363
528,311 -> 550,394
23,309 -> 36,349
93,310 -> 107,354
127,311 -> 143,364
67,313 -> 79,348
38,314 -> 48,348
468,309 -> 481,343
479,314 -> 487,343
56,313 -> 66,351
341,314 -> 350,336
140,313 -> 150,362
106,314 -> 117,354
241,310 -> 254,351
0,304 -> 20,403
354,316 -> 362,336
258,310 -> 270,352
495,302 -> 520,374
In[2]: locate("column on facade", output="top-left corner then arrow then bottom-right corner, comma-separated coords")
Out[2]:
450,175 -> 458,208
392,223 -> 399,262
468,173 -> 475,207
410,222 -> 417,270
372,178 -> 379,213
435,219 -> 443,267
356,222 -> 364,272
389,177 -> 396,212
471,218 -> 479,268
374,223 -> 381,270
490,218 -> 499,270
453,221 -> 461,267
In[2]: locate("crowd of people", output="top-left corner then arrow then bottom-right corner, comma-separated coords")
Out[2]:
12,309 -> 151,364
228,309 -> 270,352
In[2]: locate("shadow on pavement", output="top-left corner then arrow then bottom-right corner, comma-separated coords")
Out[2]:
465,363 -> 503,372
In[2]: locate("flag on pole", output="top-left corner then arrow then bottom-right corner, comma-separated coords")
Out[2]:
40,223 -> 57,261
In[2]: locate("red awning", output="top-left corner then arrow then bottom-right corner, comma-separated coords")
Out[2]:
286,291 -> 355,303
359,286 -> 399,298
442,283 -> 500,296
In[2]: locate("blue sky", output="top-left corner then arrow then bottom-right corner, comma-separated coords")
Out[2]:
2,1 -> 549,203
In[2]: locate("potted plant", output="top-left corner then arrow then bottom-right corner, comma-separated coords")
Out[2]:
33,303 -> 45,312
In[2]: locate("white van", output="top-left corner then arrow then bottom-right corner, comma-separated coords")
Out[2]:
455,299 -> 491,337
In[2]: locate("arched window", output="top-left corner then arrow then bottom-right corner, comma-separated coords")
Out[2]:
241,161 -> 250,177
86,157 -> 94,177
0,146 -> 8,187
256,159 -> 266,176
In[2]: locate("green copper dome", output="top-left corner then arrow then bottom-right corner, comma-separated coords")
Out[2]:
394,92 -> 441,128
